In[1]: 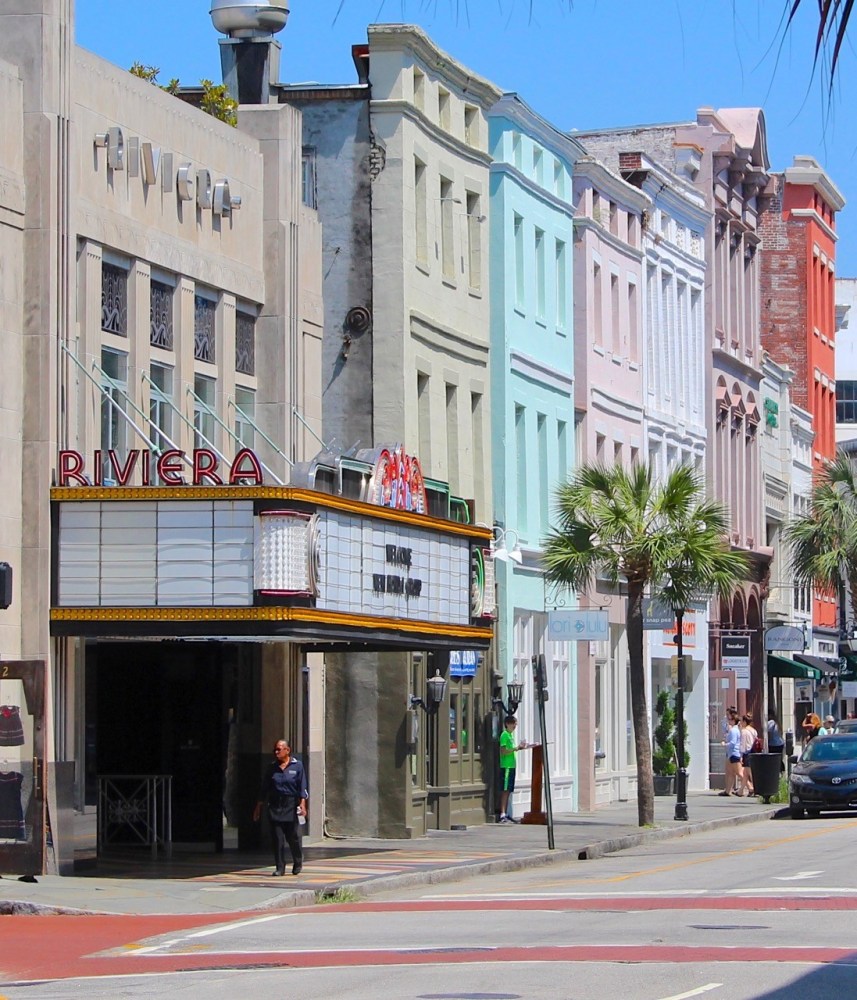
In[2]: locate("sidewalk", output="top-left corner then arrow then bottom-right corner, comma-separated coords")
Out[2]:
0,792 -> 781,916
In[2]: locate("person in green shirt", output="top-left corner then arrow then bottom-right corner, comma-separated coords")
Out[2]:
498,716 -> 527,823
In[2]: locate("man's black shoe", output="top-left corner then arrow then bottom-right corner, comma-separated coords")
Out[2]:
292,864 -> 303,876
274,869 -> 285,876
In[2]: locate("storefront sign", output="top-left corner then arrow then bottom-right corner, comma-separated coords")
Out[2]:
57,448 -> 264,487
449,650 -> 478,677
548,610 -> 609,642
642,598 -> 675,630
94,127 -> 240,216
764,624 -> 805,651
721,635 -> 751,690
366,446 -> 427,513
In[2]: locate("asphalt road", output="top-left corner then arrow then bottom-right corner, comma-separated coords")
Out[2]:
3,814 -> 857,999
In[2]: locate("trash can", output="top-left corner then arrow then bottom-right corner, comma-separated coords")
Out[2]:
749,753 -> 781,803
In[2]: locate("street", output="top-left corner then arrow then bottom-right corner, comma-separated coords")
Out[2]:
2,815 -> 857,998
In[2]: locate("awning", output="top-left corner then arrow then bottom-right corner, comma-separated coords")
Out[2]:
767,653 -> 822,680
840,653 -> 857,682
795,653 -> 837,677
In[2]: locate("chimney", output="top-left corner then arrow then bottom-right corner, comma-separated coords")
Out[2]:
210,1 -> 289,105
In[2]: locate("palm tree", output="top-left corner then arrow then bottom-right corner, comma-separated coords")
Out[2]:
786,451 -> 857,628
784,0 -> 853,88
542,463 -> 750,827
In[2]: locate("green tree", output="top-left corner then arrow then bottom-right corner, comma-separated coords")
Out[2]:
543,463 -> 750,827
129,63 -> 237,127
786,451 -> 857,621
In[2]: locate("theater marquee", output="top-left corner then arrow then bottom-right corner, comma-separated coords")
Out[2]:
50,484 -> 494,650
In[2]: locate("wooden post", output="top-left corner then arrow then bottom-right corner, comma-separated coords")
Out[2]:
521,745 -> 546,824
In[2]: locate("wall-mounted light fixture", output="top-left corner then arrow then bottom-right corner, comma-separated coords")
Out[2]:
493,678 -> 524,716
492,527 -> 523,564
410,669 -> 448,714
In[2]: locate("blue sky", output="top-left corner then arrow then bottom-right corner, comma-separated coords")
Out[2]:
77,1 -> 857,272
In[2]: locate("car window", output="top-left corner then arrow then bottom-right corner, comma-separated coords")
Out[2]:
802,739 -> 857,762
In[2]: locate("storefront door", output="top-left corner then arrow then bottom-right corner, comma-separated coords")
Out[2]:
0,660 -> 46,876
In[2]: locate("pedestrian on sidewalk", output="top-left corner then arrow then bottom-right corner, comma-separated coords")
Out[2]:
498,716 -> 527,823
719,709 -> 742,796
739,714 -> 756,796
767,711 -> 785,771
253,738 -> 308,876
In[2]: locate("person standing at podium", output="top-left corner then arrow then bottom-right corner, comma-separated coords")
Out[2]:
498,716 -> 527,823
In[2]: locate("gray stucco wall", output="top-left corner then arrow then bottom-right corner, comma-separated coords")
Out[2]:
289,95 -> 375,454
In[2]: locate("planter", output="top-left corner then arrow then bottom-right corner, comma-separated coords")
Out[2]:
748,753 -> 781,803
653,774 -> 675,796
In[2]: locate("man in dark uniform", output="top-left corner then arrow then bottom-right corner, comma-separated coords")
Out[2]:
253,738 -> 308,876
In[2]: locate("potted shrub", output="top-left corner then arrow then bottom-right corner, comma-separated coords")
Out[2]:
652,689 -> 689,794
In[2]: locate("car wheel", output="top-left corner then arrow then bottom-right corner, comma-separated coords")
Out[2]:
789,805 -> 805,819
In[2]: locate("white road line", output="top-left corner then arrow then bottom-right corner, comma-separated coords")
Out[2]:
131,912 -> 295,955
773,871 -> 824,881
659,986 -> 722,1000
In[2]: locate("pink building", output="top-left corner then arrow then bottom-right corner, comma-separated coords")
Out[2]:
572,155 -> 649,808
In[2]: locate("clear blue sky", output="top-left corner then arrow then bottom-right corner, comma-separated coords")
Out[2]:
76,1 -> 857,272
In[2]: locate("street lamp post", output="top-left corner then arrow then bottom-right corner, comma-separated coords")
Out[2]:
674,608 -> 689,821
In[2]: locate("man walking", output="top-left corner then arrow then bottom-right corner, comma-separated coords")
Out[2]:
254,739 -> 308,876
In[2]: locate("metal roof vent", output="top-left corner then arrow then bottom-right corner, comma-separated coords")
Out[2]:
210,1 -> 289,39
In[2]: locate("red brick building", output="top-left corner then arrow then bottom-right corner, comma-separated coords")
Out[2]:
759,156 -> 845,633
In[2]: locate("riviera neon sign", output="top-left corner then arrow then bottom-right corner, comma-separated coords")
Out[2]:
367,446 -> 427,513
57,448 -> 264,487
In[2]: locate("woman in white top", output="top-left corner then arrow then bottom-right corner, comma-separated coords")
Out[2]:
739,714 -> 757,796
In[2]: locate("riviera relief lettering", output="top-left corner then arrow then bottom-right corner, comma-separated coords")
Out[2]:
372,544 -> 423,599
57,448 -> 264,487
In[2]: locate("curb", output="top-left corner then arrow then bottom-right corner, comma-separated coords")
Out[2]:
0,807 -> 781,916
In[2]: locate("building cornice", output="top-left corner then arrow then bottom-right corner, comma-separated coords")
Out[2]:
373,99 -> 493,168
789,208 -> 839,243
509,349 -> 574,394
574,156 -> 650,212
489,93 -> 587,164
490,162 -> 575,219
368,24 -> 503,108
574,216 -> 644,262
783,156 -> 846,212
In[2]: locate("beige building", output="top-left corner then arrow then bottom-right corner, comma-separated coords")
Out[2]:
0,0 -> 323,869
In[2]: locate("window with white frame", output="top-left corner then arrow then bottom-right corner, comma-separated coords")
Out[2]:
149,362 -> 173,454
194,374 -> 216,450
234,386 -> 255,450
101,348 -> 128,481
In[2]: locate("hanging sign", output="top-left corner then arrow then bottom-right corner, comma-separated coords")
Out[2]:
721,635 -> 751,690
548,610 -> 609,641
764,625 -> 805,651
642,598 -> 675,630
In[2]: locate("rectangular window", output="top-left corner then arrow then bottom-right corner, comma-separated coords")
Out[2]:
464,104 -> 478,146
627,213 -> 638,247
194,292 -> 216,363
234,386 -> 256,450
440,177 -> 455,280
101,262 -> 128,336
837,380 -> 857,423
515,405 -> 527,534
538,413 -> 548,535
627,282 -> 638,362
301,147 -> 317,209
555,240 -> 567,330
415,158 -> 428,266
413,66 -> 425,111
535,228 -> 545,320
445,383 -> 459,492
596,432 -> 605,463
417,372 -> 431,468
101,349 -> 128,481
438,86 -> 451,131
514,213 -> 525,309
471,391 -> 484,520
235,310 -> 256,375
610,272 -> 619,353
466,191 -> 482,290
150,279 -> 174,349
149,362 -> 173,454
593,261 -> 602,345
512,131 -> 522,170
557,420 -> 568,484
554,159 -> 564,198
533,147 -> 543,185
609,201 -> 618,235
194,374 -> 216,450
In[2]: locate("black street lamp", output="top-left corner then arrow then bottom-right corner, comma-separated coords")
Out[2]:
493,680 -> 523,717
673,608 -> 689,821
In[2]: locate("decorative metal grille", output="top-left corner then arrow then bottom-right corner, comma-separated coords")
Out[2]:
194,295 -> 216,363
235,313 -> 256,375
150,281 -> 174,350
101,264 -> 128,336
